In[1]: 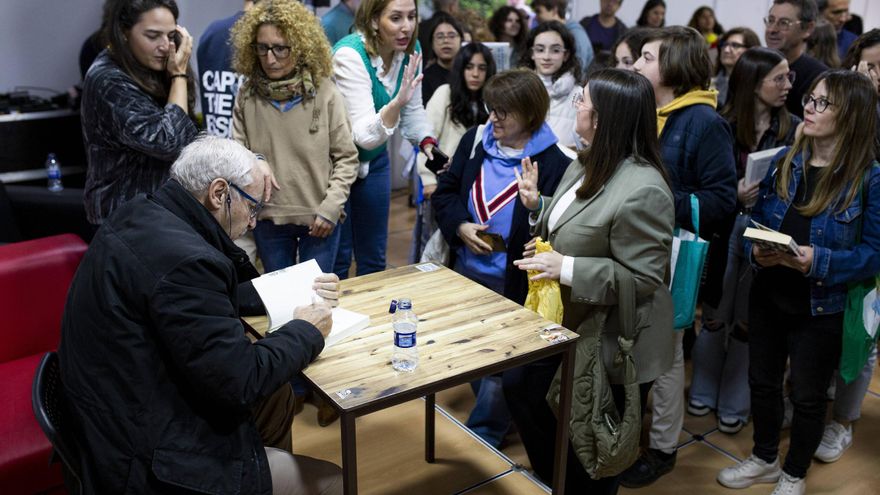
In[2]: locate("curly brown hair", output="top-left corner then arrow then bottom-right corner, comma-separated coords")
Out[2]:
231,0 -> 332,92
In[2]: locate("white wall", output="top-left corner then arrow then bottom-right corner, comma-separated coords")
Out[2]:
572,0 -> 880,45
0,0 -> 242,94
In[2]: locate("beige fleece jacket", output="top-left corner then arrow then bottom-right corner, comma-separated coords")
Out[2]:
233,77 -> 359,226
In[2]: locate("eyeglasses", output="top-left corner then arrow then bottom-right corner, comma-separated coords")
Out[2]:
720,41 -> 747,50
483,102 -> 508,121
229,182 -> 263,219
802,94 -> 833,113
531,45 -> 567,56
571,92 -> 591,112
765,70 -> 796,88
433,32 -> 460,42
763,16 -> 801,32
251,43 -> 291,59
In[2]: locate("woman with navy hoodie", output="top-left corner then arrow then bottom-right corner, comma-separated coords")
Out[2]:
432,68 -> 573,448
623,26 -> 737,488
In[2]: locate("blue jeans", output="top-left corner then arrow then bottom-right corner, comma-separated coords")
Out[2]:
334,153 -> 390,279
253,220 -> 341,274
690,213 -> 751,422
466,375 -> 510,448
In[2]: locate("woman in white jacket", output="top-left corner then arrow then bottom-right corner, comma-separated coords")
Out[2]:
519,20 -> 582,149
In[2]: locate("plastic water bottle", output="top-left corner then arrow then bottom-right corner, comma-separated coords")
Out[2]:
46,153 -> 63,192
391,298 -> 419,372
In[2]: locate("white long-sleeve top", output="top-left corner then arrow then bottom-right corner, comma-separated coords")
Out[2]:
332,34 -> 433,172
548,176 -> 584,287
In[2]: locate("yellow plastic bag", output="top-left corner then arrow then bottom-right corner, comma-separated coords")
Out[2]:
523,237 -> 564,324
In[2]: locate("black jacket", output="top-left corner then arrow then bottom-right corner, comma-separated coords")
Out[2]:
59,180 -> 324,494
432,125 -> 571,303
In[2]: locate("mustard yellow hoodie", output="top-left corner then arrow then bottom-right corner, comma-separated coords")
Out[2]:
656,89 -> 718,136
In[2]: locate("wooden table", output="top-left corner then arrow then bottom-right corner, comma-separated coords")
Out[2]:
246,264 -> 579,495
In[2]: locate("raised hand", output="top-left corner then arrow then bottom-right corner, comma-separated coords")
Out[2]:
392,52 -> 424,108
514,157 -> 540,211
166,25 -> 193,75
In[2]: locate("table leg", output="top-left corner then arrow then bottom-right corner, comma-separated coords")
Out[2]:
552,345 -> 576,495
425,393 -> 436,463
341,412 -> 358,495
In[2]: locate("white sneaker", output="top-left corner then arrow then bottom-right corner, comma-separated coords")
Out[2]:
814,421 -> 852,463
770,472 -> 806,495
717,455 -> 782,489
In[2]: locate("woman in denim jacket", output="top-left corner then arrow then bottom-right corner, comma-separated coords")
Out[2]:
718,69 -> 880,495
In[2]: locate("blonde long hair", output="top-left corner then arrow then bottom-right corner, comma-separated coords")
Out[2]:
775,70 -> 877,215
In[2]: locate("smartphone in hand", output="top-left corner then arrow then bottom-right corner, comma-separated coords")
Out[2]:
476,231 -> 506,252
425,148 -> 449,174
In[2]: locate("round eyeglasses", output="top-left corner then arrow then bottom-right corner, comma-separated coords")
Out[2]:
801,94 -> 833,114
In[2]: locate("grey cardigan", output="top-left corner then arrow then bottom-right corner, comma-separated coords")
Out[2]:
534,157 -> 676,384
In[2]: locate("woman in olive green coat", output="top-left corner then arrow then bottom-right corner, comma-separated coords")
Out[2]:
506,68 -> 675,493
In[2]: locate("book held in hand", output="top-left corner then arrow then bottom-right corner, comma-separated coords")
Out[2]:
250,259 -> 370,348
743,146 -> 785,207
744,220 -> 800,256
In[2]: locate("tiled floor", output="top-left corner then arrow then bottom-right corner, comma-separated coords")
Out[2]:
297,189 -> 880,494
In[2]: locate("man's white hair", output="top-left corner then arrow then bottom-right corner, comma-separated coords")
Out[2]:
170,135 -> 255,194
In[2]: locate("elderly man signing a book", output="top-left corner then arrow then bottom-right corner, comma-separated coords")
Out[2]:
58,136 -> 343,494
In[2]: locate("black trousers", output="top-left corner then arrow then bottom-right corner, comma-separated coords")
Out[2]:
503,354 -> 652,495
748,290 -> 842,479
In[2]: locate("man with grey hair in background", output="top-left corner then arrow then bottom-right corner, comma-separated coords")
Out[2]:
59,136 -> 342,494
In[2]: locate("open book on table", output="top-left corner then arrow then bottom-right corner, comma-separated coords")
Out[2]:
249,259 -> 370,348
744,220 -> 800,257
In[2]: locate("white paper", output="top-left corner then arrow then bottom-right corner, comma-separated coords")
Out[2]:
863,289 -> 880,339
250,259 -> 371,348
251,259 -> 323,331
669,236 -> 680,289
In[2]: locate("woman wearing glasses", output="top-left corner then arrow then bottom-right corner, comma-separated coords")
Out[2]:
689,47 -> 800,436
519,21 -> 582,149
81,0 -> 199,225
712,28 -> 760,105
509,67 -> 675,494
230,0 -> 359,274
718,70 -> 880,494
331,0 -> 437,278
808,28 -> 880,466
413,43 -> 496,261
421,12 -> 462,104
432,69 -> 572,448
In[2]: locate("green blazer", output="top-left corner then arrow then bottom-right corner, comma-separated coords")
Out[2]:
535,157 -> 676,384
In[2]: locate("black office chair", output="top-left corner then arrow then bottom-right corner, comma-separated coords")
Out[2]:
32,351 -> 83,494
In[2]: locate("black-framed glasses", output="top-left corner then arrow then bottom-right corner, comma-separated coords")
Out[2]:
763,16 -> 801,31
229,182 -> 263,219
483,102 -> 508,121
720,41 -> 747,50
802,94 -> 833,113
251,43 -> 291,59
766,70 -> 796,88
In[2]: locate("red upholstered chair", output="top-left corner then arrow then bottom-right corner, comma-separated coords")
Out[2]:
0,234 -> 87,494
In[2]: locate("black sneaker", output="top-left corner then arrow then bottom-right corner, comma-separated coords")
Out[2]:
619,448 -> 677,488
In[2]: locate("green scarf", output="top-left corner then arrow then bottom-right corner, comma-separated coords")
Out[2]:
252,69 -> 317,102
